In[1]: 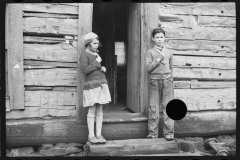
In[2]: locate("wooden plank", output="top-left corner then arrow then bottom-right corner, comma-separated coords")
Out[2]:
25,91 -> 76,107
165,39 -> 236,53
24,36 -> 65,44
24,68 -> 77,86
174,67 -> 236,80
24,60 -> 77,68
52,87 -> 77,92
191,81 -> 236,89
23,17 -> 78,35
140,3 -> 158,116
59,3 -> 79,7
103,113 -> 147,123
173,56 -> 236,69
173,81 -> 190,88
76,3 -> 93,124
163,27 -> 236,41
24,65 -> 56,69
87,138 -> 179,156
24,43 -> 77,62
23,12 -> 78,19
175,88 -> 236,111
6,111 -> 236,147
7,4 -> 24,110
6,107 -> 76,119
127,3 -> 141,113
23,3 -> 78,15
170,49 -> 236,57
25,87 -> 53,91
159,3 -> 235,17
198,16 -> 236,27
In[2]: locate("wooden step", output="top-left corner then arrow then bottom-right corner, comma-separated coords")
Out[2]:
85,138 -> 179,156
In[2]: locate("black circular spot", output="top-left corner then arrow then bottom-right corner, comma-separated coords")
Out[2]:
166,99 -> 187,121
219,73 -> 222,76
218,100 -> 221,103
221,11 -> 224,13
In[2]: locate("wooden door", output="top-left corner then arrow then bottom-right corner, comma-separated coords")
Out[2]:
127,4 -> 141,113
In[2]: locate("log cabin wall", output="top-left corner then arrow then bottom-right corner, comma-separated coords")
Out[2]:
158,3 -> 236,113
6,3 -> 79,119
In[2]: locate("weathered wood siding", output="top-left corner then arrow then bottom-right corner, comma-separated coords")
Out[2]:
6,3 -> 79,119
158,3 -> 236,112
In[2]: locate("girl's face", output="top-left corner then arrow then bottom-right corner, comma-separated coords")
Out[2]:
152,32 -> 165,47
89,39 -> 99,52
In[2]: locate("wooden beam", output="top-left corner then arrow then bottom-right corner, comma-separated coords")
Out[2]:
165,39 -> 235,53
191,81 -> 236,89
24,68 -> 77,86
24,91 -> 77,107
76,3 -> 93,124
175,88 -> 236,111
24,60 -> 77,68
22,3 -> 78,15
6,110 -> 236,147
7,4 -> 24,110
23,17 -> 78,35
170,49 -> 236,57
173,56 -> 236,70
24,43 -> 77,62
87,138 -> 179,156
173,67 -> 236,80
159,3 -> 235,17
198,16 -> 236,27
23,12 -> 78,19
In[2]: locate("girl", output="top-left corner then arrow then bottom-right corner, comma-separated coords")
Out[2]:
145,27 -> 174,141
80,32 -> 111,144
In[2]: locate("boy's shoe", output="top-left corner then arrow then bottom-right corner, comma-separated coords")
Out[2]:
147,134 -> 158,138
164,134 -> 174,141
96,135 -> 107,144
88,136 -> 100,144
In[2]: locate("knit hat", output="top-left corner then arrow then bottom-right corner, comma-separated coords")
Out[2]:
83,32 -> 98,45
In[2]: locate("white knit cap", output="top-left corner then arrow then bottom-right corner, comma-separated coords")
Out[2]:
83,32 -> 98,45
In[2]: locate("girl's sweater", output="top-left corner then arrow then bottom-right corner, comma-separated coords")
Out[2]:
146,47 -> 173,79
80,51 -> 107,90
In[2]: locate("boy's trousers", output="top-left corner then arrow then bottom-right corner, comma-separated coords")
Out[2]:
148,77 -> 174,137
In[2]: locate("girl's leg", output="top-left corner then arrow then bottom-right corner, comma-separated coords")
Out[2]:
95,104 -> 106,143
87,105 -> 99,143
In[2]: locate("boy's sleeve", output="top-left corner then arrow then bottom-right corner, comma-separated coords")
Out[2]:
80,53 -> 101,75
146,50 -> 160,73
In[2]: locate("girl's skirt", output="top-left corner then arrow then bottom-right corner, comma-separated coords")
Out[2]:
83,84 -> 111,107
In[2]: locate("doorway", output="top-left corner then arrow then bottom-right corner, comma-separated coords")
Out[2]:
92,3 -> 141,113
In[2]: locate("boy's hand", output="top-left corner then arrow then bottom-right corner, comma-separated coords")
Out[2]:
101,66 -> 106,72
156,57 -> 162,63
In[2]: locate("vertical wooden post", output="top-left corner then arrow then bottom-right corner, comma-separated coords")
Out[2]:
140,3 -> 159,116
7,4 -> 24,110
76,3 -> 93,124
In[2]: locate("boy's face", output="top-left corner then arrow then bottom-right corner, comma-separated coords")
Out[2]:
89,39 -> 99,52
152,32 -> 165,47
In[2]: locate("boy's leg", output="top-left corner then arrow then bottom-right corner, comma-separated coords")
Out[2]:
162,79 -> 174,137
148,79 -> 160,137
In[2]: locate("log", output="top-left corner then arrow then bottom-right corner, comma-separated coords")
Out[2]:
191,81 -> 236,89
87,138 -> 179,156
175,88 -> 236,111
25,86 -> 53,91
170,49 -> 236,57
24,68 -> 77,86
159,3 -> 235,17
163,26 -> 236,41
52,87 -> 77,92
173,81 -> 190,88
24,43 -> 77,62
23,12 -> 78,19
198,16 -> 236,27
23,3 -> 78,15
173,56 -> 236,69
6,111 -> 236,147
6,106 -> 76,119
173,67 -> 236,80
165,39 -> 236,53
23,17 -> 78,35
24,60 -> 77,68
24,36 -> 66,44
159,14 -> 235,28
24,91 -> 76,107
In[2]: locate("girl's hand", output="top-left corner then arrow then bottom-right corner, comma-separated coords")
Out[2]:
101,66 -> 106,72
96,55 -> 102,63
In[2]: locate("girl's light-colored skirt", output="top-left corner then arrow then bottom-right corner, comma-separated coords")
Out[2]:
83,84 -> 111,107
